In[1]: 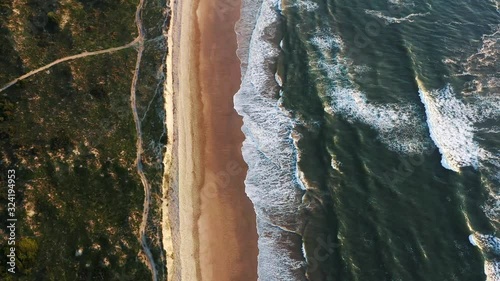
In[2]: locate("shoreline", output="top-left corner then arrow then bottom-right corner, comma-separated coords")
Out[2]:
166,0 -> 259,279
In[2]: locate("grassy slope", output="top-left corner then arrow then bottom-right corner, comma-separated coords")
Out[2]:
0,0 -> 169,280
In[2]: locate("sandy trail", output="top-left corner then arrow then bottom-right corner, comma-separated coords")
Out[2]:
129,0 -> 159,280
0,38 -> 140,93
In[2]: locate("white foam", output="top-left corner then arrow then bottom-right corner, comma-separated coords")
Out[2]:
275,72 -> 283,87
310,33 -> 344,51
470,234 -> 478,246
484,203 -> 500,224
482,173 -> 500,224
283,0 -> 319,12
473,233 -> 500,253
485,261 -> 500,281
365,10 -> 430,24
292,132 -> 308,191
388,0 -> 415,7
330,155 -> 342,172
308,32 -> 432,154
417,80 -> 500,171
464,26 -> 500,94
491,0 -> 500,13
458,24 -> 500,281
235,0 -> 308,279
418,84 -> 478,171
469,233 -> 500,281
300,0 -> 319,12
326,87 -> 431,154
302,242 -> 308,261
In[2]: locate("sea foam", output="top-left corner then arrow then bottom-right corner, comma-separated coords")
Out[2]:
235,0 -> 308,279
282,0 -> 319,12
418,83 -> 479,171
417,81 -> 499,172
308,32 -> 432,154
327,87 -> 432,154
419,73 -> 500,281
464,26 -> 500,94
364,9 -> 430,24
388,0 -> 416,7
469,234 -> 500,281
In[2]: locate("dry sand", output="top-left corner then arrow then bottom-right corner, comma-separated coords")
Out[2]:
171,0 -> 259,279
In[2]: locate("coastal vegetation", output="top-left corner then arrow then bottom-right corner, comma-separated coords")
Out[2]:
0,0 -> 169,279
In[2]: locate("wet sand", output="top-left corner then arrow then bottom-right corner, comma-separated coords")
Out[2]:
173,0 -> 258,279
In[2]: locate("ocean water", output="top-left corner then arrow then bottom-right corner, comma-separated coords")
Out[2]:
235,0 -> 500,280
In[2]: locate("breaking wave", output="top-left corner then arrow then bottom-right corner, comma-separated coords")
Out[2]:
235,0 -> 308,279
470,234 -> 500,281
308,32 -> 432,154
326,87 -> 432,154
417,81 -> 499,172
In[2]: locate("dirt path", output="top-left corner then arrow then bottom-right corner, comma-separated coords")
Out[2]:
0,38 -> 140,93
129,0 -> 159,280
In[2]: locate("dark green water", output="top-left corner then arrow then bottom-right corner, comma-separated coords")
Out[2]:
279,0 -> 500,280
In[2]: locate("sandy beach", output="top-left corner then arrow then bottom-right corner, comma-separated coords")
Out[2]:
168,0 -> 259,279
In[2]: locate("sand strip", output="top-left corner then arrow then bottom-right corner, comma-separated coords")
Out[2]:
171,0 -> 259,279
